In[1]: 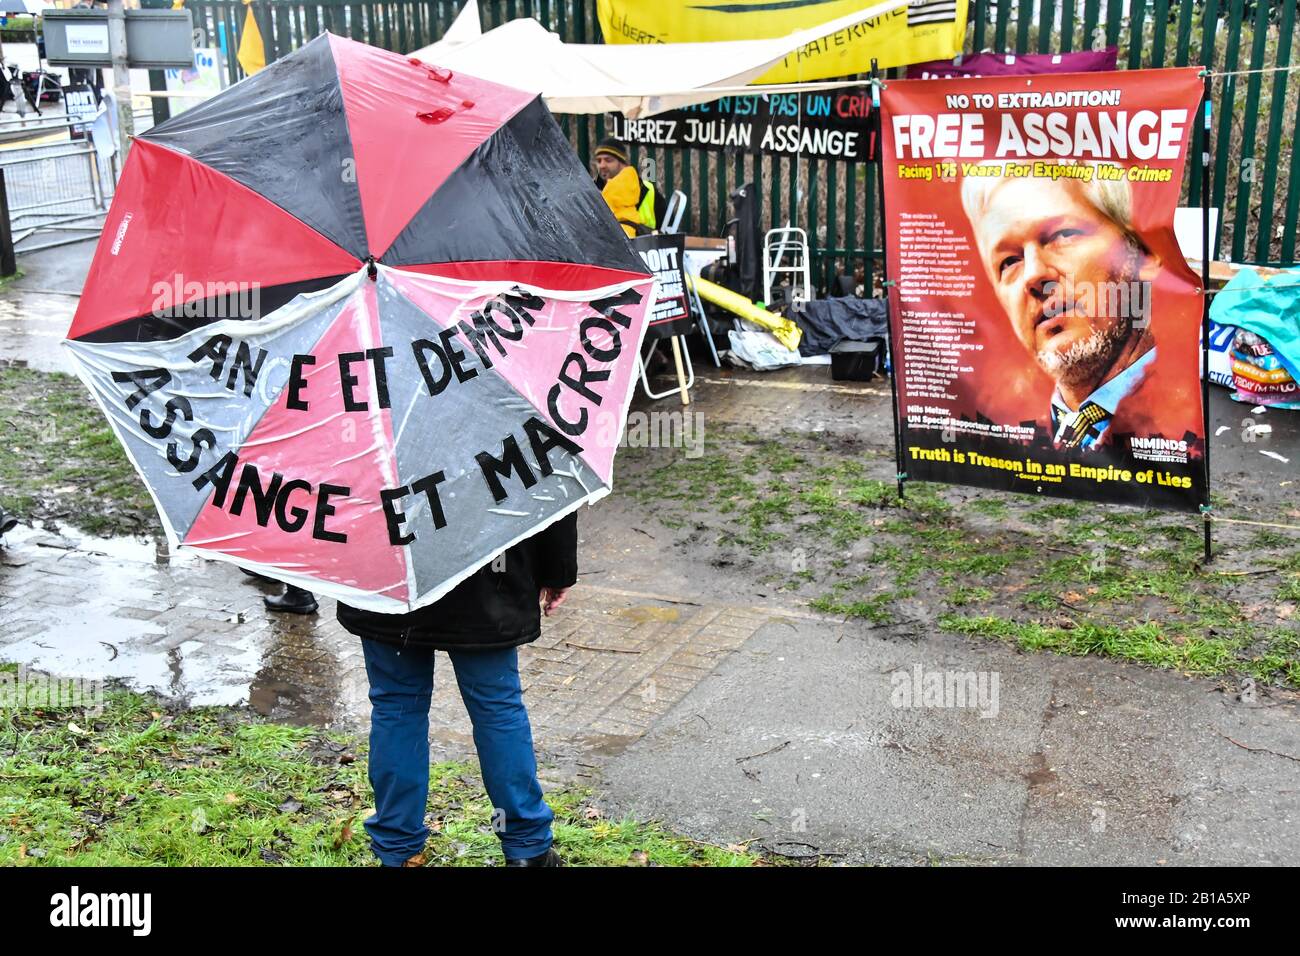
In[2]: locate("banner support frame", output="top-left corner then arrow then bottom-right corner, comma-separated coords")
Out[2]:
637,336 -> 695,402
871,59 -> 907,501
1199,68 -> 1214,564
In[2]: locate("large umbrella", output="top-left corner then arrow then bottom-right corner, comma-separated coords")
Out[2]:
63,33 -> 655,613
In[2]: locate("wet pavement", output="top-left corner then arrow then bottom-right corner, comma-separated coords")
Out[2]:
598,605 -> 1300,866
0,521 -> 780,770
3,241 -> 1298,864
0,241 -> 92,375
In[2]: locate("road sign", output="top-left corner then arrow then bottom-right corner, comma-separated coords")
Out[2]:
42,9 -> 194,69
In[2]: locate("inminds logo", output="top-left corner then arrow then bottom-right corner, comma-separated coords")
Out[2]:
110,213 -> 133,255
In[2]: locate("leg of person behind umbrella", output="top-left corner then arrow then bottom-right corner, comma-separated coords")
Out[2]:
265,584 -> 318,614
448,646 -> 558,866
0,504 -> 18,542
359,638 -> 437,867
241,569 -> 318,614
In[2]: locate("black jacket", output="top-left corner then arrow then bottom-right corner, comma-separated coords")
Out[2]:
336,511 -> 578,652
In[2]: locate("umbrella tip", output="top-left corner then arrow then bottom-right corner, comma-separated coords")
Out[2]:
366,256 -> 377,281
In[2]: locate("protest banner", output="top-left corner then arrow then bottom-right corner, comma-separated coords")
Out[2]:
596,0 -> 967,84
63,83 -> 99,140
631,233 -> 692,339
906,48 -> 1118,80
608,88 -> 872,162
879,68 -> 1207,513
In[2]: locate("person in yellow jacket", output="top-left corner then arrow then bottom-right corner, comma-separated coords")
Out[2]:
602,165 -> 644,239
593,138 -> 666,237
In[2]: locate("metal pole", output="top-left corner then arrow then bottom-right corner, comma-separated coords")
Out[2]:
0,169 -> 16,278
148,70 -> 171,126
88,140 -> 104,209
872,59 -> 906,501
108,0 -> 134,159
1200,69 -> 1213,564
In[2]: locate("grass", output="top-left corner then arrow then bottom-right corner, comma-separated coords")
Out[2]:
940,615 -> 1300,687
0,684 -> 769,867
1279,577 -> 1300,603
0,367 -> 157,537
810,592 -> 896,624
613,422 -> 1300,689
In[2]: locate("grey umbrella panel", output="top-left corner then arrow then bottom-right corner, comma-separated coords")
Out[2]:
62,275 -> 363,548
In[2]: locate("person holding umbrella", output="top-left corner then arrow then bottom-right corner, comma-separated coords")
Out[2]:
336,513 -> 578,867
61,34 -> 656,868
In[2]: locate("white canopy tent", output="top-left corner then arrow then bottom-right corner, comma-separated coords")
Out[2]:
410,0 -> 908,118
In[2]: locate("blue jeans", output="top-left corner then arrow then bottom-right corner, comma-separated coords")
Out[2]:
360,637 -> 554,865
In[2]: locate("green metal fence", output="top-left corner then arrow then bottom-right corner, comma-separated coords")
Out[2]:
185,0 -> 1300,284
967,0 -> 1300,270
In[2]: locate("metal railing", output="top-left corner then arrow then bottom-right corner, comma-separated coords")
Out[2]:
0,118 -> 118,253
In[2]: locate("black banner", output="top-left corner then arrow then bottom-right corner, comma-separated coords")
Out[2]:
631,234 -> 691,340
608,88 -> 872,161
64,84 -> 99,140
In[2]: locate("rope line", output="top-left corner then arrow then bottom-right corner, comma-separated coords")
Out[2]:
1208,515 -> 1300,533
1204,64 -> 1300,79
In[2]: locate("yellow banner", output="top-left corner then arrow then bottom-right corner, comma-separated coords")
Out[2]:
596,0 -> 968,83
237,0 -> 266,76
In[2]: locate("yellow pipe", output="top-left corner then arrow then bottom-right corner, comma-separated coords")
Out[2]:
688,273 -> 803,352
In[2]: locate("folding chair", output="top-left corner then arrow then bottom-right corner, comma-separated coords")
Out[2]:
763,226 -> 812,308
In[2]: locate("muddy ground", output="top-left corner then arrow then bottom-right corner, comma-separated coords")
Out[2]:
589,364 -> 1300,690
3,358 -> 1298,689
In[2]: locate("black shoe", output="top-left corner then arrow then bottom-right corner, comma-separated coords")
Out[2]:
0,506 -> 17,535
264,585 -> 318,615
241,567 -> 278,585
504,847 -> 563,867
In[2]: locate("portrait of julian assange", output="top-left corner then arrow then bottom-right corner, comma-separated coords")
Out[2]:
960,167 -> 1197,453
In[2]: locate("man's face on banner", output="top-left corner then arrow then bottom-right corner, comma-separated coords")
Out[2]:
969,178 -> 1153,387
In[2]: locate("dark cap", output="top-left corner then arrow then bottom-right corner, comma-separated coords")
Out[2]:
593,138 -> 630,165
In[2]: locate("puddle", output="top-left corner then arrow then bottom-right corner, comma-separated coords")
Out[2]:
577,733 -> 641,759
0,291 -> 79,374
1023,752 -> 1058,790
0,523 -> 357,725
5,521 -> 203,568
